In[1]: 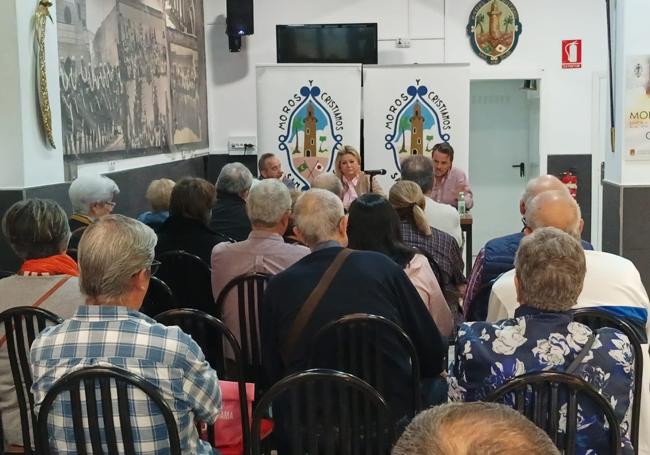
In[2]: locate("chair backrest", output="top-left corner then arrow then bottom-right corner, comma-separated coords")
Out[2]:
154,308 -> 251,454
66,248 -> 78,262
485,371 -> 622,455
139,276 -> 176,317
307,313 -> 422,421
215,272 -> 271,382
0,270 -> 15,279
37,365 -> 182,455
156,250 -> 214,315
251,369 -> 394,455
0,306 -> 63,454
571,307 -> 643,450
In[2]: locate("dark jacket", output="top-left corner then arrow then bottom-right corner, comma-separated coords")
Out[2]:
155,216 -> 222,265
209,192 -> 251,242
68,215 -> 92,250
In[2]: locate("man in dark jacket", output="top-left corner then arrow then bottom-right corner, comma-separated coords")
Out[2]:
209,162 -> 253,241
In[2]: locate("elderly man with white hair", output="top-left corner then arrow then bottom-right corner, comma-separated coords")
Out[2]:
450,227 -> 635,454
211,179 -> 310,344
488,190 -> 649,331
209,162 -> 254,241
67,174 -> 120,248
261,189 -> 448,442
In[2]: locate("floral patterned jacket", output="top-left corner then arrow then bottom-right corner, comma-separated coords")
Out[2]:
449,306 -> 635,455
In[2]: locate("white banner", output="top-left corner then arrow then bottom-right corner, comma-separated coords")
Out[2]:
624,55 -> 650,161
256,64 -> 362,189
363,64 -> 470,191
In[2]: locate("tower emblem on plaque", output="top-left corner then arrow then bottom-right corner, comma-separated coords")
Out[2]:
384,83 -> 453,172
467,0 -> 522,65
278,84 -> 343,189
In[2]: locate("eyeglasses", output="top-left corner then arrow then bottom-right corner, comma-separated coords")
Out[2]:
149,259 -> 161,276
521,216 -> 528,229
102,201 -> 116,208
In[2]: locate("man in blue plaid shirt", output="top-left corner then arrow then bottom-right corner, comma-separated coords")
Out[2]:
30,215 -> 221,454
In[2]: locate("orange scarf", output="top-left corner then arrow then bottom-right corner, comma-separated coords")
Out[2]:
19,253 -> 79,277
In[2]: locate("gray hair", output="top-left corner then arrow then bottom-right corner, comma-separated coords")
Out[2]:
247,179 -> 291,227
216,162 -> 253,195
293,189 -> 344,246
69,174 -> 120,214
525,190 -> 582,240
2,199 -> 70,260
311,173 -> 343,199
521,175 -> 568,207
515,227 -> 586,312
78,215 -> 156,302
392,402 -> 560,455
400,155 -> 434,194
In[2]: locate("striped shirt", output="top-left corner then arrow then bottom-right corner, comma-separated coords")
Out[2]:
30,305 -> 221,454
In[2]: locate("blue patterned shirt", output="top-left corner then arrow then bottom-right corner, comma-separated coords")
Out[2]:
449,307 -> 635,455
30,305 -> 221,454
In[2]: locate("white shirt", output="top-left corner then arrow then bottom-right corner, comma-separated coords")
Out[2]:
487,250 -> 650,332
424,195 -> 462,246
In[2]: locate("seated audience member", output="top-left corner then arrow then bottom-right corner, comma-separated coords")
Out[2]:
311,172 -> 344,200
137,178 -> 175,230
211,179 -> 310,344
0,199 -> 84,451
156,177 -> 223,265
261,189 -> 447,427
392,402 -> 560,455
67,174 -> 120,249
210,162 -> 253,241
30,215 -> 221,454
348,193 -> 453,336
283,188 -> 306,246
334,146 -> 384,209
488,190 -> 649,329
400,155 -> 462,245
449,227 -> 634,454
464,175 -> 593,321
431,142 -> 473,209
389,181 -> 466,322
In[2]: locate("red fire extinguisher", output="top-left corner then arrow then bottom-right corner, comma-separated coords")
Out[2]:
560,169 -> 578,200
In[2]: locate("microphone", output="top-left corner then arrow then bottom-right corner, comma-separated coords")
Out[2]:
364,169 -> 387,177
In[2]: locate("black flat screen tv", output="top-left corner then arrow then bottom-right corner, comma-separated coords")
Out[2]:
276,23 -> 378,64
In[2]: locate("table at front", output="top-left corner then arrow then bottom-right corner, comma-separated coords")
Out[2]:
461,214 -> 473,278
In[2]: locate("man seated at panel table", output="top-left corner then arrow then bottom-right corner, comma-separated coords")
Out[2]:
31,215 -> 221,454
430,142 -> 473,210
211,179 -> 310,346
258,152 -> 294,188
261,189 -> 447,433
487,190 -> 649,335
464,175 -> 593,321
449,227 -> 634,454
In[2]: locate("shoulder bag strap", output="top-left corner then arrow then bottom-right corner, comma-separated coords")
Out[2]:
566,333 -> 596,374
281,248 -> 353,364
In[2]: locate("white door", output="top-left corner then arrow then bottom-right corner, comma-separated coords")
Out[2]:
468,79 -> 541,257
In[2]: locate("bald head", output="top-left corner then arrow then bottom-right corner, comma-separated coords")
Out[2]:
525,190 -> 583,240
293,189 -> 347,248
520,175 -> 569,215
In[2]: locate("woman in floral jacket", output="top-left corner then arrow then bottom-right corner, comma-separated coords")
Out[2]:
449,227 -> 634,455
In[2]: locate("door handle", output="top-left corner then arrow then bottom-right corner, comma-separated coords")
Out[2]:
512,162 -> 525,178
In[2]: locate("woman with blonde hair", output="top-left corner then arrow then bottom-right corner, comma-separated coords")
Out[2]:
334,145 -> 383,209
137,178 -> 175,230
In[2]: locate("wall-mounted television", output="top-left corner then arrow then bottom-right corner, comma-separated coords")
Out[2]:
276,23 -> 378,65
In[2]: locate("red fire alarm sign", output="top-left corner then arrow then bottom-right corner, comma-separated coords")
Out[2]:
562,40 -> 582,69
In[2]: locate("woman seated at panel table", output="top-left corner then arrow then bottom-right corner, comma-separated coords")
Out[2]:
334,145 -> 384,209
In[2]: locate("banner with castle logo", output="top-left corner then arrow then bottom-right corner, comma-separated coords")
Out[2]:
256,64 -> 362,189
363,64 -> 470,191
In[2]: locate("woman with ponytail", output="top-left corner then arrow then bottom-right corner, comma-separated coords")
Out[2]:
390,181 -> 467,324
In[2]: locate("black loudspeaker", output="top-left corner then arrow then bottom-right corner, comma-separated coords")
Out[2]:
226,0 -> 254,51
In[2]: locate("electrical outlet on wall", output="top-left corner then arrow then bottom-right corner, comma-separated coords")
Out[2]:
396,38 -> 411,49
228,136 -> 257,155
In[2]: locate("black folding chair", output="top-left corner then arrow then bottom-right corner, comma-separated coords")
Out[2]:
139,276 -> 176,317
485,371 -> 622,455
308,313 -> 422,422
36,365 -> 181,455
251,369 -> 394,455
154,308 -> 251,454
572,308 -> 644,452
156,250 -> 214,315
0,306 -> 63,454
215,272 -> 271,383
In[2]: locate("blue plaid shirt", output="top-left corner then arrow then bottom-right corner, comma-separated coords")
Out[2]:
30,305 -> 221,454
